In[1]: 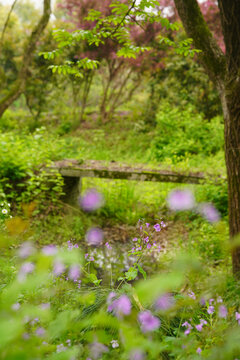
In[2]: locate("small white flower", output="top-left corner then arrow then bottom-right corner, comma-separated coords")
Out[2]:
2,209 -> 8,214
110,340 -> 119,348
8,203 -> 10,207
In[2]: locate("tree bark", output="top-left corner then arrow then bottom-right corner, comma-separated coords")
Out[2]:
0,0 -> 51,118
173,0 -> 240,276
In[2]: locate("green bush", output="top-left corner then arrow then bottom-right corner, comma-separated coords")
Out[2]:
0,128 -> 65,210
151,102 -> 224,162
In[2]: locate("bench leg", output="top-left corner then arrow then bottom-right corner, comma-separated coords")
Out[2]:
62,176 -> 81,207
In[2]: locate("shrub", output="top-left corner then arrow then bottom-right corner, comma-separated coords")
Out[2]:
151,102 -> 224,162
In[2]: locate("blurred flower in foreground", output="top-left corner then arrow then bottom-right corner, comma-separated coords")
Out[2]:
218,305 -> 228,318
86,227 -> 104,246
89,342 -> 108,359
196,347 -> 202,354
235,312 -> 240,325
35,327 -> 46,337
79,189 -> 104,212
12,303 -> 21,311
129,349 -> 145,360
42,245 -> 58,256
18,262 -> 35,282
53,261 -> 65,276
207,305 -> 215,314
68,265 -> 81,280
108,294 -> 131,317
198,203 -> 220,223
155,293 -> 175,311
138,310 -> 160,333
18,242 -> 35,258
167,189 -> 195,211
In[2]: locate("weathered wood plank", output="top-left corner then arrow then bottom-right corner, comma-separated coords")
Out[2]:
49,160 -> 223,185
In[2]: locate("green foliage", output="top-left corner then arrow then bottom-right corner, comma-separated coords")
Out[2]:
151,102 -> 224,162
0,128 -> 65,211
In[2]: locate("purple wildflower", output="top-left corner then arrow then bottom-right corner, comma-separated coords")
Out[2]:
86,227 -> 104,246
144,236 -> 149,243
155,293 -> 175,311
200,297 -> 206,306
196,347 -> 202,354
132,237 -> 138,242
235,312 -> 240,325
129,349 -> 145,360
146,243 -> 151,249
53,261 -> 65,276
66,339 -> 71,346
68,265 -> 81,280
18,242 -> 35,258
108,295 -> 131,317
35,327 -> 46,337
40,303 -> 50,310
18,262 -> 35,281
188,291 -> 196,300
138,310 -> 160,333
161,221 -> 166,228
153,223 -> 161,232
79,189 -> 104,212
145,223 -> 150,228
195,319 -> 207,332
199,203 -> 220,223
105,242 -> 112,250
218,305 -> 228,318
56,344 -> 67,353
89,342 -> 108,359
167,189 -> 195,211
207,305 -> 215,314
182,321 -> 193,335
107,292 -> 116,304
42,245 -> 57,256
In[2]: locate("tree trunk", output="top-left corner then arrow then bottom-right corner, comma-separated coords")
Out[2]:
218,79 -> 240,276
173,0 -> 240,277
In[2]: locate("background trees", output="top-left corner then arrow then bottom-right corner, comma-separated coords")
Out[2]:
0,0 -> 51,118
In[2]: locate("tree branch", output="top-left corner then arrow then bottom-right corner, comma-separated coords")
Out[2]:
0,0 -> 51,117
173,0 -> 226,83
0,0 -> 18,45
218,0 -> 240,74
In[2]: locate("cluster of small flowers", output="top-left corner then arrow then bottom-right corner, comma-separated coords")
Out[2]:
21,316 -> 47,340
167,189 -> 220,223
17,241 -> 82,287
0,201 -> 12,220
67,240 -> 79,250
130,220 -> 166,256
100,291 -> 178,359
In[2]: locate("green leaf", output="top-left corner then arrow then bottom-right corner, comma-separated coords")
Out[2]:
137,264 -> 147,280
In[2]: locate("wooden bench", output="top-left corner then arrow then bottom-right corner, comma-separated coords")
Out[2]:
49,159 -> 223,205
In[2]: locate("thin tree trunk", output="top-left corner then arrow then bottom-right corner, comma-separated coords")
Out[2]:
0,0 -> 51,118
0,0 -> 18,45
